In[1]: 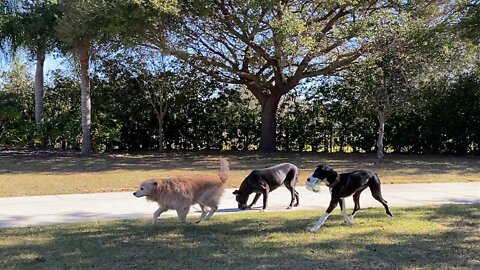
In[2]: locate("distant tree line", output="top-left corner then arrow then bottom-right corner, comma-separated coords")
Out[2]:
1,58 -> 479,155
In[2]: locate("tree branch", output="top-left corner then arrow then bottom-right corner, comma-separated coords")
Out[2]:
303,51 -> 363,78
216,1 -> 276,67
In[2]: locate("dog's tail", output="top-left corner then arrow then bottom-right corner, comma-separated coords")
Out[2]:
218,158 -> 229,183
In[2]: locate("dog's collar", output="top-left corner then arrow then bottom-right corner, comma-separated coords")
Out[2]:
326,175 -> 340,188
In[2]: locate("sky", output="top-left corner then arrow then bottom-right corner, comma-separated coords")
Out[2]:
1,49 -> 71,84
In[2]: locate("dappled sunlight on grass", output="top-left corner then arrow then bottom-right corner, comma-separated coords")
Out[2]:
0,205 -> 478,269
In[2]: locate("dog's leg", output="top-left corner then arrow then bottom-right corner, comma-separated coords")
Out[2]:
310,196 -> 339,232
284,182 -> 295,209
261,186 -> 270,210
349,186 -> 367,220
248,193 -> 261,208
293,190 -> 299,207
204,206 -> 218,220
372,192 -> 393,217
369,176 -> 393,217
310,212 -> 330,232
197,204 -> 209,223
293,171 -> 300,207
290,169 -> 300,207
349,193 -> 360,220
153,207 -> 167,224
369,184 -> 393,217
340,198 -> 352,225
176,206 -> 190,223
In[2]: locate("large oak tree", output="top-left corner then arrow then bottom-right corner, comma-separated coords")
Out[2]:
137,0 -> 413,151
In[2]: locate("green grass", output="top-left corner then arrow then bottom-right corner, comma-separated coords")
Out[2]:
1,204 -> 479,270
0,151 -> 479,197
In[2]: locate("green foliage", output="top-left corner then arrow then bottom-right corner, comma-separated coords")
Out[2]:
162,73 -> 260,151
89,54 -> 260,151
0,59 -> 35,146
1,60 -> 479,154
389,75 -> 480,154
0,0 -> 59,57
56,0 -> 108,49
56,0 -> 178,49
277,82 -> 377,153
42,72 -> 82,150
457,0 -> 480,43
269,4 -> 315,58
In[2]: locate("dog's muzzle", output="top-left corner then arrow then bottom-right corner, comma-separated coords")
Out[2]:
133,191 -> 145,197
238,203 -> 247,210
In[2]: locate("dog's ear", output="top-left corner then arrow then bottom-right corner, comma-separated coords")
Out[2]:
153,181 -> 157,186
233,190 -> 240,196
326,169 -> 338,180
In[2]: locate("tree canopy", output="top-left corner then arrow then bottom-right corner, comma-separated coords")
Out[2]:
124,0 -> 463,151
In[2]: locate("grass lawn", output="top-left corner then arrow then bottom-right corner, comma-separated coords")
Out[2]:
0,151 -> 479,197
0,204 -> 479,270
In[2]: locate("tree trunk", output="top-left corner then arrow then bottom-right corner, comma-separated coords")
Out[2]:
78,47 -> 91,155
259,94 -> 281,152
376,112 -> 387,160
158,117 -> 164,152
329,127 -> 334,153
299,137 -> 304,152
34,49 -> 45,128
339,132 -> 344,153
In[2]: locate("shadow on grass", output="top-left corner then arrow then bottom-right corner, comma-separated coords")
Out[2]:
1,205 -> 479,269
1,151 -> 479,176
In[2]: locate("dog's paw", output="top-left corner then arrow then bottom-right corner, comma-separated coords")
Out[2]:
309,227 -> 319,233
286,206 -> 292,210
343,221 -> 352,226
181,221 -> 193,225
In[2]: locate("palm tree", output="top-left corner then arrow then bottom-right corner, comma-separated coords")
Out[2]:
0,0 -> 60,144
55,0 -> 94,155
55,0 -> 178,155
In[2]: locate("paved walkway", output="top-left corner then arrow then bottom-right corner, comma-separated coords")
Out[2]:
0,182 -> 479,228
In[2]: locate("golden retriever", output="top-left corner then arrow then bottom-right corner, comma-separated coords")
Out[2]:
133,159 -> 229,224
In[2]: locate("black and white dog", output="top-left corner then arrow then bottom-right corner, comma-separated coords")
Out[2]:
307,165 -> 393,232
233,163 -> 299,210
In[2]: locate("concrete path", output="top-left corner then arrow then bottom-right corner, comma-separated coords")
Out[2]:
0,182 -> 479,228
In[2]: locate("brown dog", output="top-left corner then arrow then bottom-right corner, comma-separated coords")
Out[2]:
133,159 -> 229,224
